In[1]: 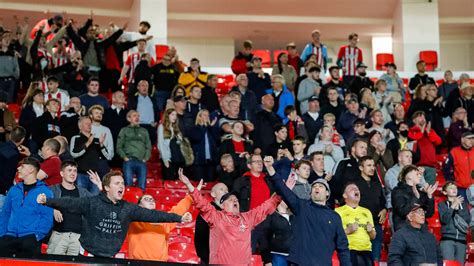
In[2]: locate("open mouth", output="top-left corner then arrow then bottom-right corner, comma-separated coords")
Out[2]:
233,203 -> 238,208
118,190 -> 124,197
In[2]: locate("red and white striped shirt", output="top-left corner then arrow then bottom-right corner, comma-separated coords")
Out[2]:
125,52 -> 155,83
52,47 -> 71,67
312,45 -> 324,69
337,45 -> 363,77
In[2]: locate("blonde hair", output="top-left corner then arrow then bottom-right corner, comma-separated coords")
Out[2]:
195,109 -> 210,126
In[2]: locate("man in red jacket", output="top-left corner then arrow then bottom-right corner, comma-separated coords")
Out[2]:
231,40 -> 254,75
444,131 -> 474,200
408,111 -> 442,185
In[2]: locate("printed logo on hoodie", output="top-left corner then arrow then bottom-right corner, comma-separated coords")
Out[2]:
95,212 -> 123,234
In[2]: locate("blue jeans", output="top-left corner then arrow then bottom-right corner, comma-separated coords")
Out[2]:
76,173 -> 100,195
155,90 -> 171,113
371,223 -> 383,261
272,253 -> 288,266
123,159 -> 147,190
0,78 -> 16,103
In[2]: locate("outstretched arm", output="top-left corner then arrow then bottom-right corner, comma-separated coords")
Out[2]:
38,193 -> 89,214
129,204 -> 190,223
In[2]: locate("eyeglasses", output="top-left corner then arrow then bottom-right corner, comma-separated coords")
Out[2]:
412,208 -> 426,215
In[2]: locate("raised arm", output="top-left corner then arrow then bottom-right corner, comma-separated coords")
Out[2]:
38,193 -> 89,214
245,195 -> 281,228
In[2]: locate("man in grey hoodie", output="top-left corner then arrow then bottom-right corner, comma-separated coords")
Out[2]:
37,171 -> 192,257
291,160 -> 312,200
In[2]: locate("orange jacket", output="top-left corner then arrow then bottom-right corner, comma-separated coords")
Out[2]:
127,195 -> 193,261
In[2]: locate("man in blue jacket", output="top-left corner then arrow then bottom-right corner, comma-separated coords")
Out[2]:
264,156 -> 351,266
0,157 -> 54,257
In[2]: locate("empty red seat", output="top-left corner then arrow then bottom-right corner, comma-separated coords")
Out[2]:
273,49 -> 288,64
376,53 -> 395,70
444,260 -> 462,266
165,180 -> 187,189
123,186 -> 143,204
167,242 -> 200,264
146,178 -> 163,188
419,50 -> 438,71
251,255 -> 264,266
155,44 -> 169,62
8,103 -> 21,121
253,50 -> 271,68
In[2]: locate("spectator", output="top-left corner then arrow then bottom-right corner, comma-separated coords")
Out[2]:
231,40 -> 254,75
53,50 -> 88,97
367,130 -> 394,179
286,42 -> 303,76
128,193 -> 193,261
116,110 -> 151,190
373,79 -> 394,123
129,80 -> 159,144
391,165 -> 436,231
0,126 -> 29,195
70,117 -> 105,194
320,66 -> 345,106
179,168 -> 280,265
369,110 -> 394,143
266,124 -> 292,159
290,160 -> 313,200
252,95 -> 281,153
44,75 -> 70,112
386,121 -> 417,164
194,182 -> 228,264
188,109 -> 219,181
0,157 -> 53,257
185,85 -> 206,124
119,39 -> 155,96
447,107 -> 471,149
301,95 -> 323,143
297,66 -> 322,114
158,108 -> 187,180
0,92 -> 17,143
406,84 -> 430,120
319,87 -> 345,123
37,138 -> 62,186
385,103 -> 405,137
444,75 -> 470,122
231,74 -> 258,121
408,60 -> 435,95
337,33 -> 363,88
448,82 -> 473,126
47,161 -> 92,256
350,118 -> 370,144
284,106 -> 308,141
335,183 -> 376,266
29,14 -> 64,39
218,154 -> 241,190
308,125 -> 344,174
220,121 -> 253,172
294,60 -> 317,113
388,204 -> 442,265
379,63 -> 405,102
53,135 -> 74,162
178,58 -> 208,95
247,57 -> 271,101
267,157 -> 351,265
19,88 -> 44,144
172,95 -> 190,134
359,88 -> 377,115
267,74 -> 294,122
385,149 -> 418,210
88,104 -> 113,171
331,139 -> 367,206
438,181 -> 470,264
438,70 -> 458,101
151,53 -> 179,112
349,62 -> 374,95
301,29 -> 328,71
408,111 -> 442,184
31,98 -> 61,149
201,74 -> 219,113
59,97 -> 83,141
443,132 -> 474,200
165,84 -> 186,111
337,97 -> 368,143
0,31 -> 20,103
272,52 -> 297,92
120,21 -> 156,59
102,91 -> 129,167
37,171 -> 189,258
353,156 -> 387,262
219,99 -> 254,135
322,112 -> 346,148
291,135 -> 308,162
79,77 -> 109,111
425,83 -> 446,145
307,151 -> 330,184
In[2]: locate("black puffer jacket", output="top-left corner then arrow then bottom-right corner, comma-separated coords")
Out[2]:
391,182 -> 434,231
260,211 -> 293,263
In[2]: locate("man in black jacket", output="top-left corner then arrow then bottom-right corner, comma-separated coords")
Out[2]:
0,126 -> 29,195
103,91 -> 129,167
31,98 -> 61,149
408,60 -> 435,94
194,182 -> 228,264
388,204 -> 442,265
37,171 -> 191,258
349,62 -> 374,95
201,74 -> 220,113
151,53 -> 180,112
252,95 -> 282,153
301,95 -> 323,143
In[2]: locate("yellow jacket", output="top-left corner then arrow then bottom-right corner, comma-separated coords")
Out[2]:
178,70 -> 208,95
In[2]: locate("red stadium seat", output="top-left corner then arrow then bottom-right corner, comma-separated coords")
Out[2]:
251,255 -> 264,266
165,180 -> 187,189
8,103 -> 21,121
253,50 -> 271,68
376,53 -> 395,70
167,242 -> 200,264
146,178 -> 163,188
419,50 -> 438,71
444,260 -> 462,266
155,44 -> 169,62
122,186 -> 143,204
273,49 -> 288,64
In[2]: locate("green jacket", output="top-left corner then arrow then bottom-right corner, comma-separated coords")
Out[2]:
116,125 -> 151,161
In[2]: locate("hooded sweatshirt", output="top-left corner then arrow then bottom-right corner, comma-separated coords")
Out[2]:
44,193 -> 182,257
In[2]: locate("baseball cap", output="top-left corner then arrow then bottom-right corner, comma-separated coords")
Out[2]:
357,62 -> 368,68
461,131 -> 474,139
251,56 -> 262,62
308,95 -> 319,102
219,191 -> 239,205
310,178 -> 330,197
173,95 -> 186,102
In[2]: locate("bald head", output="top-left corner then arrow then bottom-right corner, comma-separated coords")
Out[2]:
210,183 -> 229,205
262,94 -> 275,111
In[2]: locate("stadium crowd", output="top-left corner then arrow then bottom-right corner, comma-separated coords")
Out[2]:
0,11 -> 473,266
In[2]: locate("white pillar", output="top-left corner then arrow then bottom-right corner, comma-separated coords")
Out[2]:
392,0 -> 440,71
131,0 -> 167,44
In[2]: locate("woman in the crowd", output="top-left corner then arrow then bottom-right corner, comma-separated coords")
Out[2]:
165,84 -> 186,110
406,84 -> 430,119
272,52 -> 297,92
219,121 -> 253,172
157,108 -> 188,180
391,165 -> 437,231
373,79 -> 394,125
425,83 -> 446,148
19,86 -> 44,150
187,109 -> 219,181
367,130 -> 394,178
359,87 -> 377,115
379,62 -> 405,102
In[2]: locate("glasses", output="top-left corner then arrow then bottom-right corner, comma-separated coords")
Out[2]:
141,197 -> 155,202
412,208 -> 426,215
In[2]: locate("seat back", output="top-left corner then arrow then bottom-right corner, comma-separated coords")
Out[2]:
376,53 -> 395,70
253,50 -> 271,67
419,50 -> 438,71
155,44 -> 169,62
123,186 -> 143,204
